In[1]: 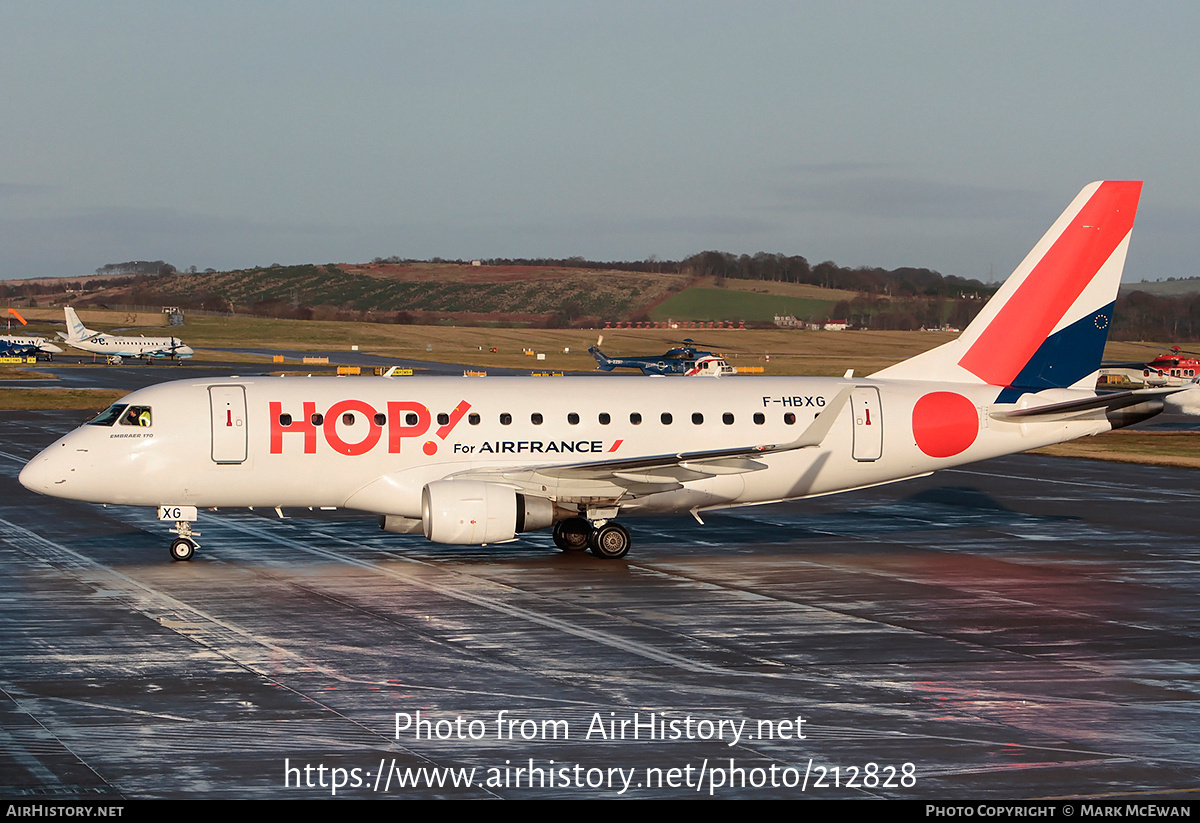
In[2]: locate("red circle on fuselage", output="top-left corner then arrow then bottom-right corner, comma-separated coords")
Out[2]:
912,392 -> 979,458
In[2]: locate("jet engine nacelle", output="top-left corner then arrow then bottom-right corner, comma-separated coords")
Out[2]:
421,480 -> 556,544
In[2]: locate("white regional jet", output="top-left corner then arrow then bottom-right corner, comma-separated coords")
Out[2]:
21,182 -> 1172,562
59,306 -> 194,362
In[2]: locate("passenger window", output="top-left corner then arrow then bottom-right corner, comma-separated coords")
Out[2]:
374,413 -> 386,426
753,413 -> 765,424
468,413 -> 481,425
279,413 -> 293,426
692,412 -> 703,425
88,404 -> 128,427
437,413 -> 449,426
630,412 -> 642,425
599,413 -> 610,425
723,413 -> 734,424
500,413 -> 512,425
406,412 -> 419,426
311,413 -> 324,425
342,413 -> 355,426
661,412 -> 673,425
567,412 -> 579,425
784,412 -> 796,425
120,406 -> 153,427
531,413 -> 543,425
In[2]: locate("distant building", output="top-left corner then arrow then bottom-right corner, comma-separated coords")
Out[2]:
773,314 -> 800,328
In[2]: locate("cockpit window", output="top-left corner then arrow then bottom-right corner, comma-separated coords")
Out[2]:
120,406 -> 152,427
87,404 -> 128,427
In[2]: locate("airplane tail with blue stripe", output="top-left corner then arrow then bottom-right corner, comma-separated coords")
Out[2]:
62,306 -> 95,343
872,181 -> 1142,402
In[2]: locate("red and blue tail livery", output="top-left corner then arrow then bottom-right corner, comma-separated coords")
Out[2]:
876,181 -> 1142,403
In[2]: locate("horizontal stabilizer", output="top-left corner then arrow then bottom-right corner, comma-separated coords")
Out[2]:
990,387 -> 1182,421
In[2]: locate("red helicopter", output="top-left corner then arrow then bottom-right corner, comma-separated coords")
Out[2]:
1101,346 -> 1200,387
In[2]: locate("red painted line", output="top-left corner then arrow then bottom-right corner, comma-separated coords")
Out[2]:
436,400 -> 471,440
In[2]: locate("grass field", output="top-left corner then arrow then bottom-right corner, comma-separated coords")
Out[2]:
0,365 -> 56,380
5,309 -> 1187,378
649,287 -> 838,322
169,316 -> 956,376
1119,277 -> 1200,297
698,277 -> 860,302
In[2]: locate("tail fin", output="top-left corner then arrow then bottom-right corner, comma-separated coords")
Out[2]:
873,181 -> 1142,401
589,347 -> 616,371
63,306 -> 92,342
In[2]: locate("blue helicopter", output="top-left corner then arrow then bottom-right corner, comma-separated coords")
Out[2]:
588,337 -> 737,377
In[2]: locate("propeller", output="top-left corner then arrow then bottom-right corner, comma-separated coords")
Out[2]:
1125,342 -> 1200,359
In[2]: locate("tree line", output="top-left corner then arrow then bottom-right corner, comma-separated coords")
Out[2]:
4,254 -> 1199,340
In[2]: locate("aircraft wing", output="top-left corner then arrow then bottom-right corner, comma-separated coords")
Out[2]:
446,386 -> 852,500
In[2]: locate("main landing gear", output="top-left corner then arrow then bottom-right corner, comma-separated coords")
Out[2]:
552,517 -> 631,559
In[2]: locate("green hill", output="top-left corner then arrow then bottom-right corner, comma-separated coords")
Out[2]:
649,287 -> 837,322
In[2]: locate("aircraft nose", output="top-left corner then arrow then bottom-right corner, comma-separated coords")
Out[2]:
20,442 -> 76,496
20,450 -> 58,494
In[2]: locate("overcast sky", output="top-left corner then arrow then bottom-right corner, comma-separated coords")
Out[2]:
2,1 -> 1197,282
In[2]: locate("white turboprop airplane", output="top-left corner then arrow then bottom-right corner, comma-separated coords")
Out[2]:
0,334 -> 63,357
58,306 -> 194,362
21,182 -> 1173,562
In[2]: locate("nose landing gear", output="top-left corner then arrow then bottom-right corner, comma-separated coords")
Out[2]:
170,537 -> 196,561
166,516 -> 200,562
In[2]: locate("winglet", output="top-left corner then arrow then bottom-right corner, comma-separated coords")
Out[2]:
776,385 -> 853,451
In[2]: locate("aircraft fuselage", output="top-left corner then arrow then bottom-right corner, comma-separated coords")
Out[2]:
20,375 -> 1112,519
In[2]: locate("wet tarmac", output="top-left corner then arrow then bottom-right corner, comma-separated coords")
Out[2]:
1,408 -> 1198,800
